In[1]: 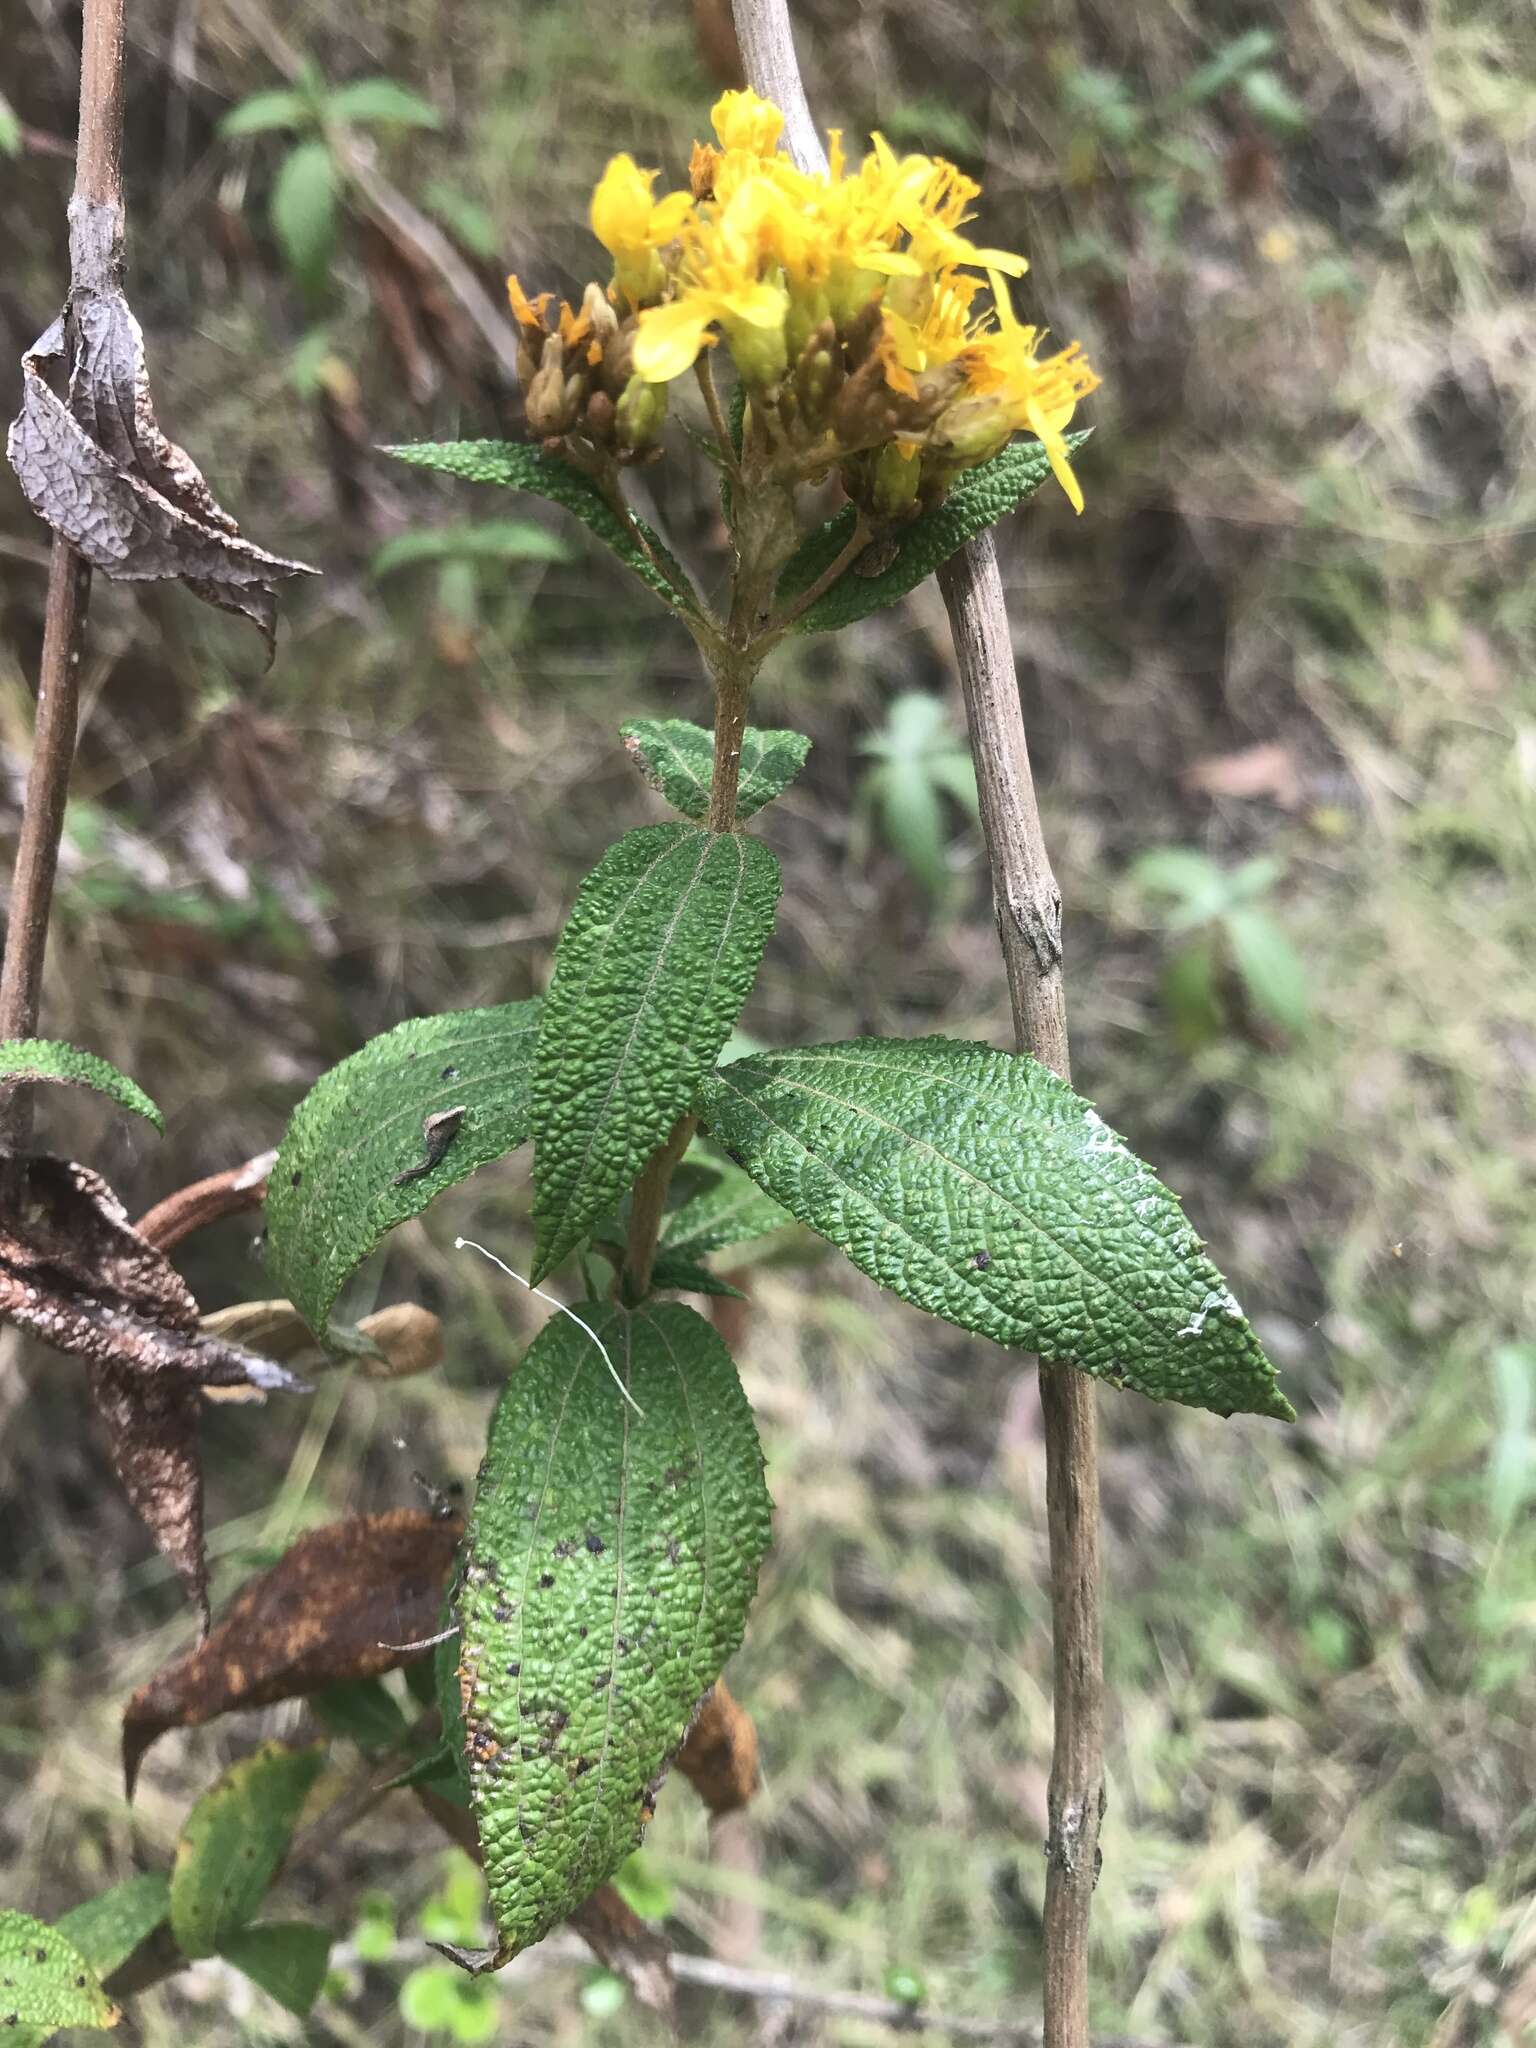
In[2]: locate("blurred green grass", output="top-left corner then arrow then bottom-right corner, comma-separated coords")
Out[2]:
2,0 -> 1534,2042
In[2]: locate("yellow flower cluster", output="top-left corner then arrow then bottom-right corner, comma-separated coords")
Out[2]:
513,89 -> 1099,513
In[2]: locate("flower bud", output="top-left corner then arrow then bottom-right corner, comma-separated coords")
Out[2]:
581,280 -> 619,344
724,316 -> 787,391
525,335 -> 575,437
868,440 -> 922,519
615,374 -> 668,453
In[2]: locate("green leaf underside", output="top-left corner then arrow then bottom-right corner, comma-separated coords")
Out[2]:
618,720 -> 811,824
217,1923 -> 331,2016
696,1038 -> 1292,1422
455,1301 -> 771,1962
0,1039 -> 163,1132
267,1001 -> 541,1340
531,826 -> 780,1281
0,1911 -> 117,2032
170,1743 -> 324,1958
383,442 -> 697,612
647,1254 -> 746,1298
777,430 -> 1092,635
659,1161 -> 789,1260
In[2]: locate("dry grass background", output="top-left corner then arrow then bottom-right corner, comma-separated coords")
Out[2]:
2,0 -> 1535,2042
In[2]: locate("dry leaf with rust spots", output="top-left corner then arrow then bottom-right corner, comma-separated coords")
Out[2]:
6,200 -> 315,663
122,1508 -> 463,1795
0,1155 -> 305,1628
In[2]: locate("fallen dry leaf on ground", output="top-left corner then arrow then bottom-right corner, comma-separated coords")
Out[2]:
1181,741 -> 1303,809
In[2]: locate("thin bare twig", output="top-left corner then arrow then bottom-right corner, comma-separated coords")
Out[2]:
726,16 -> 1106,2047
0,0 -> 126,1158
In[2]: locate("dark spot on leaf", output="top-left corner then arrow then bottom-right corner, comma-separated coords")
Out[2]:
584,1531 -> 605,1554
537,1572 -> 555,1590
506,1660 -> 520,1677
441,1065 -> 460,1080
290,1169 -> 302,1188
593,1670 -> 611,1690
972,1249 -> 992,1270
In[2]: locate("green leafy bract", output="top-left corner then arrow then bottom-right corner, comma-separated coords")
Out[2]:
777,431 -> 1092,635
0,1039 -> 163,1132
454,1301 -> 771,1964
267,1000 -> 541,1341
382,442 -> 698,613
0,1910 -> 118,2032
169,1744 -> 324,1958
618,719 -> 811,824
696,1037 -> 1293,1421
531,825 -> 779,1281
217,1924 -> 331,2016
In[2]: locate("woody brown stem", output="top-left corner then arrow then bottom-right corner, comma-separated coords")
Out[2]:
938,533 -> 1102,2048
728,13 -> 1106,2045
0,0 -> 125,1163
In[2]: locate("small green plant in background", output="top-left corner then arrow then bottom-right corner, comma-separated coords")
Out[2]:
853,691 -> 980,902
1132,845 -> 1309,1049
220,61 -> 442,297
1055,29 -> 1309,271
370,520 -> 573,665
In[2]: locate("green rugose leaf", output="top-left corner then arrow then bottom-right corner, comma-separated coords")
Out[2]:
169,1742 -> 324,1958
777,430 -> 1092,635
0,1039 -> 163,1132
696,1038 -> 1293,1422
270,139 -> 336,293
0,1910 -> 118,2032
659,1161 -> 788,1260
382,442 -> 699,614
531,826 -> 779,1282
217,1923 -> 332,2016
453,1300 -> 771,1965
267,1000 -> 541,1341
618,720 -> 811,824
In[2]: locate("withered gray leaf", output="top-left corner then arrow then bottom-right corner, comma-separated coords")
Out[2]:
5,198 -> 316,663
122,1508 -> 463,1796
0,1154 -> 307,1628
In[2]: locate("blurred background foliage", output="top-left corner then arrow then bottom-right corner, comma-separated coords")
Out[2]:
1,0 -> 1534,2042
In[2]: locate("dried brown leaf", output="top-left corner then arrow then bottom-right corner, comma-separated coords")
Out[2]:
676,1680 -> 760,1816
0,1154 -> 306,1626
122,1508 -> 463,1796
5,200 -> 315,664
